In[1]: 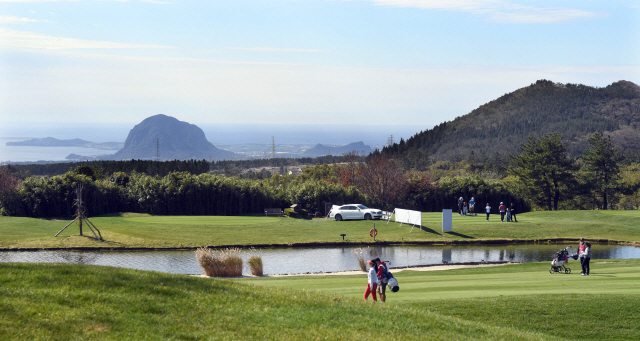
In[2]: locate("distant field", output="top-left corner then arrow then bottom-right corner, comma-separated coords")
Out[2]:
241,259 -> 640,340
1,210 -> 639,249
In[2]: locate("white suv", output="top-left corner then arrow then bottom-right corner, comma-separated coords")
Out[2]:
330,204 -> 383,221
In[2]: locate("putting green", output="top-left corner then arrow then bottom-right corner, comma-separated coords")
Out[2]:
240,259 -> 640,303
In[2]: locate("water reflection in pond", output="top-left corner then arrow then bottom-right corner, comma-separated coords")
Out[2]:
1,243 -> 638,275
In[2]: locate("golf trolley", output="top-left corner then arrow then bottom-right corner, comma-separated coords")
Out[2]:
549,246 -> 577,274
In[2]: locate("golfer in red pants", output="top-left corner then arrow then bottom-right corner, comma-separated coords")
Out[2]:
364,260 -> 378,301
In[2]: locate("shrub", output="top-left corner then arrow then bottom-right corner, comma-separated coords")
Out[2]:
195,247 -> 243,277
284,208 -> 299,218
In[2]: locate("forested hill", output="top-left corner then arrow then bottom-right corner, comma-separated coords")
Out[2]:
384,80 -> 640,160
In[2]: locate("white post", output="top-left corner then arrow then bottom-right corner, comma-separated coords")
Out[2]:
442,209 -> 453,232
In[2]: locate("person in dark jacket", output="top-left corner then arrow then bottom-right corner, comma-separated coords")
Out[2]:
510,203 -> 518,222
580,241 -> 592,276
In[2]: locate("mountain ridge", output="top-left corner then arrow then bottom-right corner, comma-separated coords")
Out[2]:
383,80 -> 640,160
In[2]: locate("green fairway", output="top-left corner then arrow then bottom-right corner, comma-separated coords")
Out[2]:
241,259 -> 640,340
1,210 -> 640,249
0,263 -> 549,341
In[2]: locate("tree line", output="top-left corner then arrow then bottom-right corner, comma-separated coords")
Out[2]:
1,129 -> 638,217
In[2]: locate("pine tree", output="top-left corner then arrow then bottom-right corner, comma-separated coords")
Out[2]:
510,134 -> 576,210
582,131 -> 622,209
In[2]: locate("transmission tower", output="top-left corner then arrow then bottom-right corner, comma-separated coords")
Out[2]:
156,138 -> 160,161
387,135 -> 394,146
271,136 -> 276,159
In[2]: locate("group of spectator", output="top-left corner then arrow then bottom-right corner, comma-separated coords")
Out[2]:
457,197 -> 518,222
457,196 -> 476,216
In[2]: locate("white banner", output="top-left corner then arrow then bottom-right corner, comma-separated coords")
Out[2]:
394,208 -> 422,227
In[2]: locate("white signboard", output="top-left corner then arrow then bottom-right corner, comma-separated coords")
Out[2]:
394,208 -> 422,227
442,209 -> 453,232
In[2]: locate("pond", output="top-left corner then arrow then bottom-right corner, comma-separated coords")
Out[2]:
1,244 -> 639,276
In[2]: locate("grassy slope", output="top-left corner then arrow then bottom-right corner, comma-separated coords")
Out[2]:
241,259 -> 640,340
0,263 -> 545,341
1,210 -> 640,249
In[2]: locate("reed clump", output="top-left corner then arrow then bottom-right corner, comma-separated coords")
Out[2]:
247,256 -> 263,276
196,247 -> 243,277
351,248 -> 367,272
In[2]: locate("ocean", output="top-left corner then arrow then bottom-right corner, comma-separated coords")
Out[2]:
0,124 -> 425,163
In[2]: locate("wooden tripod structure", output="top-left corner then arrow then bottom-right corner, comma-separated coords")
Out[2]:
55,184 -> 104,242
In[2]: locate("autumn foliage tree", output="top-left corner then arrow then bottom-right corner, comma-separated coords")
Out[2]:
355,155 -> 409,210
0,166 -> 19,214
337,150 -> 365,187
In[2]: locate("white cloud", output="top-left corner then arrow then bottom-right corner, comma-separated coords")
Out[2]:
0,15 -> 50,24
0,28 -> 172,50
230,47 -> 329,53
360,0 -> 604,23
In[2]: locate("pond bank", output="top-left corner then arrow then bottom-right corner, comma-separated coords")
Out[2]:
1,238 -> 638,252
199,261 -> 513,278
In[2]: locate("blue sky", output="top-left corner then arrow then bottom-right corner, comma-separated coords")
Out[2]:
0,0 -> 638,131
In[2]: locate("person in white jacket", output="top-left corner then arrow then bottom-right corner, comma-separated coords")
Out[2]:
363,260 -> 378,301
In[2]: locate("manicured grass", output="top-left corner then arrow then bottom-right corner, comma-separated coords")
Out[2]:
241,259 -> 640,340
1,210 -> 640,249
0,263 -> 547,341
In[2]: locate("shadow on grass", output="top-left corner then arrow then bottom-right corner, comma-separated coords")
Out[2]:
418,226 -> 442,235
445,231 -> 475,239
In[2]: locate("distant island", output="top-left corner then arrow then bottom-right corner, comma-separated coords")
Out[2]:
7,137 -> 123,150
302,141 -> 373,157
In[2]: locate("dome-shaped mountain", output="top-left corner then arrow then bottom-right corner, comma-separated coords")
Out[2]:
110,115 -> 234,160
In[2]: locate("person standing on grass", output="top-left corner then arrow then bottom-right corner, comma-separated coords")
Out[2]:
469,197 -> 475,216
579,239 -> 591,276
375,258 -> 388,303
583,242 -> 592,276
579,238 -> 586,275
499,202 -> 506,222
485,203 -> 491,221
363,260 -> 378,302
510,203 -> 518,222
463,201 -> 468,216
458,197 -> 464,215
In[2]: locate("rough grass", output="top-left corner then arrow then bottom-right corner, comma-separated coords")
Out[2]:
0,263 -> 547,341
1,210 -> 640,249
242,259 -> 640,340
